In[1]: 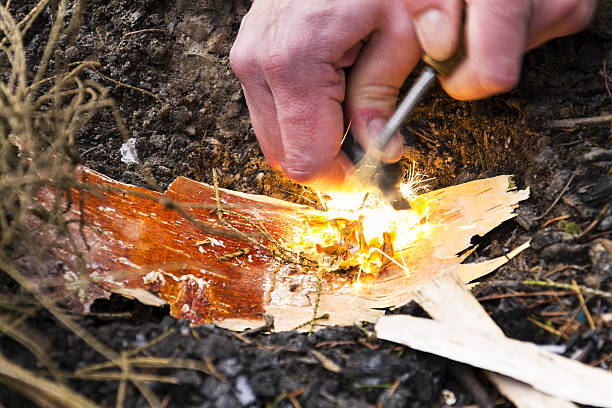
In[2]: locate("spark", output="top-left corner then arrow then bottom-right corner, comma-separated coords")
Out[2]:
289,165 -> 434,285
370,247 -> 409,274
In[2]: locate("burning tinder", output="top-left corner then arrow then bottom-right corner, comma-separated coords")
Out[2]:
290,173 -> 434,283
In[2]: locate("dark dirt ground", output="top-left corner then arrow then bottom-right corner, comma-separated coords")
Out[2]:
1,0 -> 611,407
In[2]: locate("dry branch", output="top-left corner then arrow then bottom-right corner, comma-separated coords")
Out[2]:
377,273 -> 611,407
547,114 -> 612,128
410,272 -> 578,408
377,314 -> 612,407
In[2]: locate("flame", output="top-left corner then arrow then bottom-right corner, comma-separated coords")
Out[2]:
290,168 -> 434,286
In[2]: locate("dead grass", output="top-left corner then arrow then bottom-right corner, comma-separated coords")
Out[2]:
0,1 -> 224,406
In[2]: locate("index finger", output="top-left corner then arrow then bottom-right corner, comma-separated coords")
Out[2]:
261,1 -> 391,188
264,55 -> 348,187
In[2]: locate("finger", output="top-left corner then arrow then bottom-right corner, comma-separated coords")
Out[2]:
304,156 -> 350,192
241,85 -> 283,170
230,44 -> 285,169
261,0 -> 392,187
527,0 -> 596,49
265,55 -> 347,185
404,0 -> 463,62
345,2 -> 422,162
441,0 -> 532,100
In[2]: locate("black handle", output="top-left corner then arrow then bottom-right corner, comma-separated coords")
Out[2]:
340,132 -> 410,210
341,132 -> 366,165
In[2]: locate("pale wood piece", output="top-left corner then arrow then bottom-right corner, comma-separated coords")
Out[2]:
455,241 -> 531,284
487,373 -> 578,408
412,272 -> 577,408
376,289 -> 612,407
376,315 -> 612,407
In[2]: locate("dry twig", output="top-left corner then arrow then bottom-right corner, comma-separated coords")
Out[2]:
0,353 -> 98,408
534,172 -> 575,221
576,203 -> 610,240
547,114 -> 612,128
571,279 -> 595,330
522,280 -> 612,300
603,59 -> 612,103
123,28 -> 165,37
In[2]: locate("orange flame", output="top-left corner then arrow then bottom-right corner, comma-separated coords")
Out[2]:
290,168 -> 434,286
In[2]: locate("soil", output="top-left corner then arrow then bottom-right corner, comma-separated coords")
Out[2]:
1,1 -> 611,407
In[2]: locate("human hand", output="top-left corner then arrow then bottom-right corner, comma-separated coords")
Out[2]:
230,0 -> 596,189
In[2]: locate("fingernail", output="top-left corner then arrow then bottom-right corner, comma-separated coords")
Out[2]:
414,9 -> 452,62
367,118 -> 402,162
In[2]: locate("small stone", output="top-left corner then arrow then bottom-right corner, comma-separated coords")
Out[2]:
157,165 -> 172,177
514,206 -> 538,231
234,375 -> 256,406
540,243 -> 589,262
206,28 -> 231,55
217,358 -> 242,378
128,11 -> 141,25
179,16 -> 214,42
534,146 -> 556,166
531,231 -> 574,250
174,370 -> 201,385
441,389 -> 457,406
250,370 -> 279,398
202,377 -> 231,400
147,39 -> 167,62
214,394 -> 241,408
597,215 -> 612,231
194,335 -> 237,360
119,138 -> 139,164
65,46 -> 79,62
173,105 -> 192,127
576,177 -> 612,206
581,148 -> 612,163
185,126 -> 197,137
563,194 -> 597,219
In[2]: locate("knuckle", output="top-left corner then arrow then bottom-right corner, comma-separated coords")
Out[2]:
229,45 -> 257,80
281,152 -> 333,185
468,0 -> 531,21
388,17 -> 415,42
262,36 -> 331,81
282,164 -> 318,185
546,0 -> 595,34
262,52 -> 293,79
404,0 -> 456,15
566,0 -> 596,33
475,63 -> 521,95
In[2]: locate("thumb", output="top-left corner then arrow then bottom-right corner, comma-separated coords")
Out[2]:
345,8 -> 422,163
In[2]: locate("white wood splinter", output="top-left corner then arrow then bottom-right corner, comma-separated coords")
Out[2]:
376,272 -> 612,408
